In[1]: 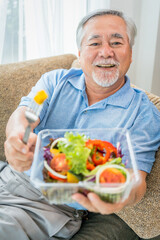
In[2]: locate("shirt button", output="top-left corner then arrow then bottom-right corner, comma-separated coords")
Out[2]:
84,110 -> 87,113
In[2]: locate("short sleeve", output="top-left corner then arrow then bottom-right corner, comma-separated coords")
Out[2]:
19,69 -> 67,121
130,100 -> 160,173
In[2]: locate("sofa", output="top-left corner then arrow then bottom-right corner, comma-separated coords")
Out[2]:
0,54 -> 160,239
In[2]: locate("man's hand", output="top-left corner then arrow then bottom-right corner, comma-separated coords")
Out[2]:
4,130 -> 37,172
72,192 -> 127,214
4,106 -> 39,172
72,171 -> 147,214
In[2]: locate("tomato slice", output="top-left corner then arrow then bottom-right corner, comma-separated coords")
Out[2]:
100,168 -> 126,183
48,171 -> 67,182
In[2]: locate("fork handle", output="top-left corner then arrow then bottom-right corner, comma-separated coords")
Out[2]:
23,125 -> 31,144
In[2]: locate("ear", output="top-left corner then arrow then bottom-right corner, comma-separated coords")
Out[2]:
130,48 -> 133,63
78,50 -> 81,63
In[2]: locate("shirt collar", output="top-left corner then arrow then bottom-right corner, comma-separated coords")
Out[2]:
68,69 -> 85,90
68,70 -> 135,109
103,76 -> 135,108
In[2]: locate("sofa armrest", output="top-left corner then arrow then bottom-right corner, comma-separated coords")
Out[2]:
0,54 -> 77,161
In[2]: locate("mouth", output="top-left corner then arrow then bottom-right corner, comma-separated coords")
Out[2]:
96,64 -> 116,68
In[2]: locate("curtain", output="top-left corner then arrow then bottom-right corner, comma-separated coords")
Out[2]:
24,0 -> 54,60
0,0 -> 110,64
0,0 -> 8,63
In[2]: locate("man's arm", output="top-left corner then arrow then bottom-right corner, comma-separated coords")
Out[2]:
72,170 -> 147,214
4,106 -> 40,172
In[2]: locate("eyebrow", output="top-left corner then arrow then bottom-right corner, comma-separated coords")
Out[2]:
87,35 -> 101,41
87,33 -> 124,42
111,33 -> 124,39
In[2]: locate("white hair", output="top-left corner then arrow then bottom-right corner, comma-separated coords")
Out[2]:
76,9 -> 137,50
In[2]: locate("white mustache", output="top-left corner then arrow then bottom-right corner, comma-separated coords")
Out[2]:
93,60 -> 119,66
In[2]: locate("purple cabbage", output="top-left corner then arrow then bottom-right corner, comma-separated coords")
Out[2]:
43,147 -> 53,164
116,142 -> 124,158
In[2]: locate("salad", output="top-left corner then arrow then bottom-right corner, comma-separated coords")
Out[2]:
43,132 -> 128,185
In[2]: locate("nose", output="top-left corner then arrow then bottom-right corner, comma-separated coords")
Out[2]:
98,43 -> 114,58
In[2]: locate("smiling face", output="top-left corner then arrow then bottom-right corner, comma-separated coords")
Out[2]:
78,15 -> 132,89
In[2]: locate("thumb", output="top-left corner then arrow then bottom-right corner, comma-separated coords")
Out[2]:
27,132 -> 37,150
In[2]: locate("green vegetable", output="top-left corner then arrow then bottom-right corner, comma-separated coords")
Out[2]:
57,132 -> 91,175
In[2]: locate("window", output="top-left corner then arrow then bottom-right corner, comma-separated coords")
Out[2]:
0,0 -> 110,64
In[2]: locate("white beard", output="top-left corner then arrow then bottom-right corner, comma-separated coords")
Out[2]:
92,67 -> 119,87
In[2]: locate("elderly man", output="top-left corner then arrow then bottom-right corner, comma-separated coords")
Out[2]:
1,9 -> 160,240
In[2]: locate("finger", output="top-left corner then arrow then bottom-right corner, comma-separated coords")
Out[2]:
9,159 -> 33,172
72,193 -> 99,212
4,140 -> 33,162
87,192 -> 125,214
5,147 -> 34,171
5,140 -> 34,172
27,132 -> 37,151
7,134 -> 29,154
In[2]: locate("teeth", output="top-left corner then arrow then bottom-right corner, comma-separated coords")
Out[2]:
97,64 -> 115,68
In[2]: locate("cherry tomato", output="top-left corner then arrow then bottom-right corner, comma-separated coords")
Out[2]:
50,153 -> 70,173
100,168 -> 126,183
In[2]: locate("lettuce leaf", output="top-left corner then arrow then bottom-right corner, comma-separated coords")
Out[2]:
57,132 -> 91,175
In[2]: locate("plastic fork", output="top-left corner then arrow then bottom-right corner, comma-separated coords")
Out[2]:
23,90 -> 48,144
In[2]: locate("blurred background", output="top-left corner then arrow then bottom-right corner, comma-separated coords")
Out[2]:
0,0 -> 160,95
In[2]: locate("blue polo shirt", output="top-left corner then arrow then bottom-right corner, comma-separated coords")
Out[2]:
20,68 -> 160,209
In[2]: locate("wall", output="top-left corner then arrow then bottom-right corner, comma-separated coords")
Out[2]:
110,0 -> 160,95
151,7 -> 160,96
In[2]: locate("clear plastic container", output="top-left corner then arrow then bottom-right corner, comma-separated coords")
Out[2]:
30,128 -> 140,204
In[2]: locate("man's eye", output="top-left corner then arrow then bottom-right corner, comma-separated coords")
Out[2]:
90,43 -> 100,46
111,42 -> 122,46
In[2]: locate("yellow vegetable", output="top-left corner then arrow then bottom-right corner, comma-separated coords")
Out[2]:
50,149 -> 60,155
67,171 -> 80,183
34,90 -> 48,104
